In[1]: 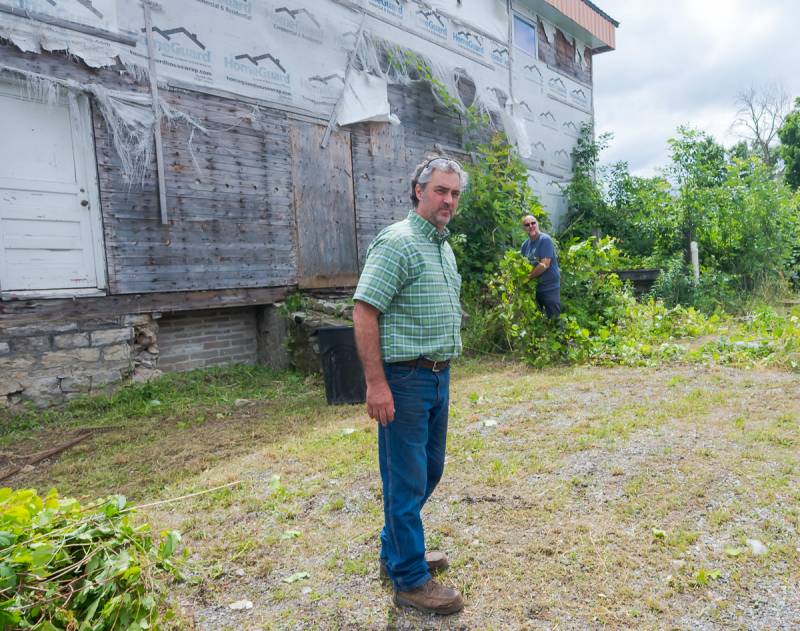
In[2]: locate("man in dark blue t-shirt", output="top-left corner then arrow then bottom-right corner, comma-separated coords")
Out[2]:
520,214 -> 561,318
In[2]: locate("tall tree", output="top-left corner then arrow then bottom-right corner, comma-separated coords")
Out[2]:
731,84 -> 791,167
777,97 -> 800,190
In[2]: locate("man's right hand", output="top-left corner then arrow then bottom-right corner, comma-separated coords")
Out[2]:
366,380 -> 395,426
353,300 -> 396,427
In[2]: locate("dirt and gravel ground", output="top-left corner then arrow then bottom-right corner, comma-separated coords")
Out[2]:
7,360 -> 800,629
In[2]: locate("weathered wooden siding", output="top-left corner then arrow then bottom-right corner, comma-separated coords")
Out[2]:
351,81 -> 468,266
0,44 -> 299,297
537,18 -> 592,85
97,88 -> 297,294
289,123 -> 358,288
1,43 -> 476,298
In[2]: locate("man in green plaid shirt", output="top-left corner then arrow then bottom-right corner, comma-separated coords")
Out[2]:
353,157 -> 467,615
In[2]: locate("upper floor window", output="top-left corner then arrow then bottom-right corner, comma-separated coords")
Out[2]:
514,15 -> 537,58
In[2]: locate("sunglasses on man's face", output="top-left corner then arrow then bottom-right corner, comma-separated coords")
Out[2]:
524,221 -> 537,227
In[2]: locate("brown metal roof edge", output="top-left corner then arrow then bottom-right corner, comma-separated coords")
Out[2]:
580,0 -> 620,28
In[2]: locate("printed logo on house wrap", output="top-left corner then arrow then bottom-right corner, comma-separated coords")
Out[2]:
530,140 -> 547,162
570,87 -> 590,109
547,76 -> 567,99
336,29 -> 359,53
414,6 -> 447,40
562,120 -> 581,138
19,0 -> 109,26
273,6 -> 323,44
138,24 -> 213,83
369,0 -> 403,20
539,110 -> 558,131
193,0 -> 252,19
453,29 -> 484,58
301,72 -> 344,108
518,100 -> 536,122
552,148 -> 571,171
224,49 -> 292,100
520,63 -> 543,86
491,45 -> 510,69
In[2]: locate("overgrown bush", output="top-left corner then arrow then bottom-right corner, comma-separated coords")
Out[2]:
487,237 -> 714,366
490,237 -> 632,364
0,488 -> 181,630
559,124 -> 800,304
460,283 -> 510,356
450,133 -> 546,286
650,256 -> 742,314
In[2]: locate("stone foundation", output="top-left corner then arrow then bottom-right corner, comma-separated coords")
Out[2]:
0,299 -> 335,409
0,316 -> 146,408
0,304 -> 294,409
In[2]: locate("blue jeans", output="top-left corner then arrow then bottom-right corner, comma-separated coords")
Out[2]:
536,288 -> 561,319
379,362 -> 450,591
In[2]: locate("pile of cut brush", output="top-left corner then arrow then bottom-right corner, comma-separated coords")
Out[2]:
0,488 -> 180,630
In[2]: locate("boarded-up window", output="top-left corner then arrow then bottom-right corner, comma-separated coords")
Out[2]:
289,123 -> 358,288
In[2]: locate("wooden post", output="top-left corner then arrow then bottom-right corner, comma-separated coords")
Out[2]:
142,0 -> 169,225
690,241 -> 700,283
506,0 -> 515,112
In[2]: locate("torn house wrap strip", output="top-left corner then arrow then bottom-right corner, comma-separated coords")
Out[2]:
0,64 -> 205,185
0,12 -> 120,68
0,0 -> 592,223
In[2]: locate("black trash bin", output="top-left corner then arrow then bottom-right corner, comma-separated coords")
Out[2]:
316,326 -> 366,405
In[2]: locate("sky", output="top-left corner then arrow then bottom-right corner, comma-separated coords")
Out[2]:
591,0 -> 800,176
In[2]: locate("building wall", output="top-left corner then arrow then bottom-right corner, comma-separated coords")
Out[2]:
157,308 -> 258,372
0,0 -> 615,406
0,317 -> 138,408
98,88 -> 299,294
351,82 -> 469,266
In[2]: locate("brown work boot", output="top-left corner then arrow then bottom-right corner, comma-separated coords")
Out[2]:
379,551 -> 450,582
394,578 -> 464,615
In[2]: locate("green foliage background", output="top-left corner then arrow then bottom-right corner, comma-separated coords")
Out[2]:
450,133 -> 547,285
778,97 -> 800,191
560,124 -> 800,311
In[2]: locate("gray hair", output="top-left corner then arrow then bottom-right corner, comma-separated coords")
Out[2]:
410,156 -> 468,207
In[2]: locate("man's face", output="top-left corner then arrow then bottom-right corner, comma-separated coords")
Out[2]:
415,170 -> 461,231
523,216 -> 540,239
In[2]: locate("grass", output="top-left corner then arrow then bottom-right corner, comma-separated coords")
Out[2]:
2,359 -> 800,629
0,365 -> 333,500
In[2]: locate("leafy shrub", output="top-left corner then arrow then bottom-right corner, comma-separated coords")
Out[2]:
558,237 -> 630,329
650,256 -> 742,314
0,488 -> 181,630
460,283 -> 510,356
778,97 -> 800,190
487,237 -> 715,366
560,124 -> 800,304
691,306 -> 800,370
489,237 -> 636,365
450,133 -> 546,286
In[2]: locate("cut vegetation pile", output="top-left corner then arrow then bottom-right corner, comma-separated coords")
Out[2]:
2,360 -> 798,629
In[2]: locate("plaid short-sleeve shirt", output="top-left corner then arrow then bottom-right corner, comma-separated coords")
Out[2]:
353,210 -> 462,363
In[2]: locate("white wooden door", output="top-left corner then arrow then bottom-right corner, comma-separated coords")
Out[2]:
0,80 -> 105,295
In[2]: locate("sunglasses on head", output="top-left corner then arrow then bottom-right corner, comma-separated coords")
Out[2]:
421,157 -> 463,172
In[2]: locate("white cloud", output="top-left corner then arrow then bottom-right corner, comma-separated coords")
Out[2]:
592,0 -> 800,176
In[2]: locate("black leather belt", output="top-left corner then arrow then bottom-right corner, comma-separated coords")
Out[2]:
392,358 -> 450,372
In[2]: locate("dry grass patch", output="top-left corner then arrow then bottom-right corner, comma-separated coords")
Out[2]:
4,360 -> 800,629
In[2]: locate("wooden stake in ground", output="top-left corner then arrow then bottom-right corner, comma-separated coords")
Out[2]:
0,431 -> 95,482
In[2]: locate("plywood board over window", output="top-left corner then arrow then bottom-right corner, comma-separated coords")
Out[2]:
290,123 -> 359,288
0,79 -> 106,299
